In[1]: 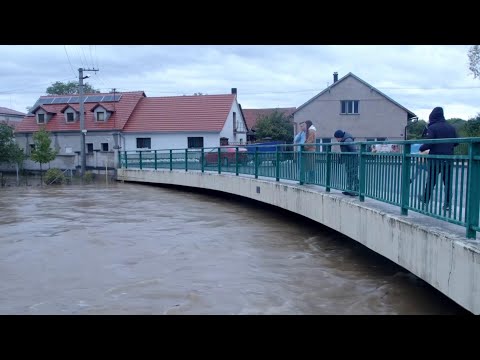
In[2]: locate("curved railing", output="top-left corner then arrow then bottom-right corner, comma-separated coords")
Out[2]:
119,138 -> 480,239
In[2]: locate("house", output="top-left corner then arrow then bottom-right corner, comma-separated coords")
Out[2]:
0,107 -> 26,129
13,88 -> 247,172
243,107 -> 296,143
122,88 -> 247,150
14,91 -> 145,171
293,72 -> 416,147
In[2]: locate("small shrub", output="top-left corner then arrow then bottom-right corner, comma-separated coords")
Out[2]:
44,168 -> 66,185
83,171 -> 95,183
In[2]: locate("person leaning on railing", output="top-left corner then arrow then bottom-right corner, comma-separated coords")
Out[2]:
418,107 -> 458,211
334,129 -> 359,196
303,120 -> 316,183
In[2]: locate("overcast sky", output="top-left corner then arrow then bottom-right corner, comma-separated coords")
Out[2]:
0,45 -> 478,121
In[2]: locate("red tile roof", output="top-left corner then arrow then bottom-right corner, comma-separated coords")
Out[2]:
123,94 -> 236,132
0,107 -> 26,116
243,107 -> 296,130
15,91 -> 145,133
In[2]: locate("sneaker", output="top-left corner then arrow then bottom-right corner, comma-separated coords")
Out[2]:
443,205 -> 451,211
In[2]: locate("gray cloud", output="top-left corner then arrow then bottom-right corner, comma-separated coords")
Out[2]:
0,45 -> 478,120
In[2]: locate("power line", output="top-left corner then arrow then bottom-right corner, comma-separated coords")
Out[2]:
89,45 -> 95,69
64,45 -> 77,78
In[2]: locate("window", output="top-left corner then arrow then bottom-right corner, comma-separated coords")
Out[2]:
340,100 -> 359,114
37,113 -> 45,124
29,144 -> 35,151
96,111 -> 105,121
66,112 -> 75,122
87,143 -> 94,153
188,137 -> 204,148
136,138 -> 151,149
233,112 -> 237,131
101,143 -> 109,151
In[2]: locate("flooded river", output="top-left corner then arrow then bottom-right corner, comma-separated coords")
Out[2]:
0,181 -> 469,314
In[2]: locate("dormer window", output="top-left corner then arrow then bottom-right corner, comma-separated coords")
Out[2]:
91,104 -> 113,122
37,113 -> 45,124
66,112 -> 75,122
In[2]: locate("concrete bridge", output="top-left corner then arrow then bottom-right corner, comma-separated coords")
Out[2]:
116,139 -> 480,314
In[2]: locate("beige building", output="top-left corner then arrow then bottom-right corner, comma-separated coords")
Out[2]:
293,72 -> 416,145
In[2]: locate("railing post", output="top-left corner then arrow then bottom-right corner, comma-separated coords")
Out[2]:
154,150 -> 157,170
275,145 -> 280,181
201,148 -> 204,173
124,151 -> 128,169
218,147 -> 221,174
235,147 -> 239,176
359,143 -> 366,201
325,145 -> 331,192
299,145 -> 304,185
255,146 -> 259,179
185,149 -> 188,172
139,151 -> 143,170
169,150 -> 173,171
466,142 -> 480,239
400,143 -> 411,216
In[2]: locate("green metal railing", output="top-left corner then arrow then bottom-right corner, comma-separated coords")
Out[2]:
119,138 -> 480,239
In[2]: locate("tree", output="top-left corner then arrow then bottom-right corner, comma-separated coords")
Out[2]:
406,119 -> 428,140
30,127 -> 58,184
468,45 -> 480,79
0,123 -> 26,185
46,81 -> 100,95
0,123 -> 22,163
254,110 -> 294,143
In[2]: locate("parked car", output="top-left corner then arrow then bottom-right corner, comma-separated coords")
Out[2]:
204,146 -> 248,166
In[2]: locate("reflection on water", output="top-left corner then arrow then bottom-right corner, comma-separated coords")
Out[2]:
0,182 -> 470,314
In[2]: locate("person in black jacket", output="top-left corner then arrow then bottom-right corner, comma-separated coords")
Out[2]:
418,107 -> 458,211
334,130 -> 359,196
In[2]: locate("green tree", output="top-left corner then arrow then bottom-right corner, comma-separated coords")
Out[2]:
0,123 -> 22,163
46,81 -> 100,95
30,127 -> 58,184
406,119 -> 428,140
0,123 -> 26,185
254,110 -> 294,143
468,45 -> 480,79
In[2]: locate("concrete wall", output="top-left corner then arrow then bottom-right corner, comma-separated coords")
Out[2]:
294,76 -> 409,141
14,131 -> 116,171
117,168 -> 480,315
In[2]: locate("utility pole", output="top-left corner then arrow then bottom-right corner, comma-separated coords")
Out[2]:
79,67 -> 99,176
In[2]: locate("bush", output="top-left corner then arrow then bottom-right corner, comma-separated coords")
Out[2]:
44,168 -> 66,185
83,171 -> 95,183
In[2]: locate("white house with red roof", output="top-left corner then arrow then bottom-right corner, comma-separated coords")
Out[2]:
122,88 -> 247,151
13,88 -> 247,172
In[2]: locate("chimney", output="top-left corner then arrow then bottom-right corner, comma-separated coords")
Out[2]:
231,88 -> 237,95
333,72 -> 338,83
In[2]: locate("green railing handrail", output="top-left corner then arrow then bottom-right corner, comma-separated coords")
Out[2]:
119,137 -> 480,239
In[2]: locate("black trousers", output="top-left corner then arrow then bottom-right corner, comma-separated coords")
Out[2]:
422,159 -> 453,205
345,157 -> 359,192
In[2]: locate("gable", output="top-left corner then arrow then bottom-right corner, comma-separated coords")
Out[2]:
294,73 -> 416,118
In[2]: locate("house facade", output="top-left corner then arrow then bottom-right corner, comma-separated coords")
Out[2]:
121,89 -> 247,151
0,106 -> 26,128
13,89 -> 247,172
293,72 -> 416,145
